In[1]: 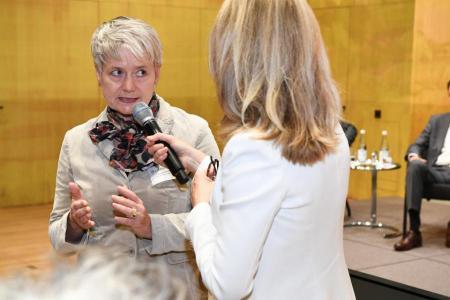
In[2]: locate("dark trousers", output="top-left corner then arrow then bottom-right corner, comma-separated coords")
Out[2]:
406,160 -> 450,231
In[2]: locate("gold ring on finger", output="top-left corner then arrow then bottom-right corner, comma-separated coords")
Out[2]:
130,208 -> 137,219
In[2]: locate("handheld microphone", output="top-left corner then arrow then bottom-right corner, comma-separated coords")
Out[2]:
132,102 -> 189,184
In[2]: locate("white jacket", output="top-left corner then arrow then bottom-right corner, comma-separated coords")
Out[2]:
186,129 -> 355,299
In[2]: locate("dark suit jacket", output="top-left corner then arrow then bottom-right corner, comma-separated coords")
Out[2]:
406,112 -> 450,166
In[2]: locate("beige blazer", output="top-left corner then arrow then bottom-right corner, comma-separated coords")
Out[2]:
49,97 -> 220,299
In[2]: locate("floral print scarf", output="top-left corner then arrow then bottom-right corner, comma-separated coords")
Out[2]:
88,96 -> 159,173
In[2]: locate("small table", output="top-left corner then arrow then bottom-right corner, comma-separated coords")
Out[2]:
344,161 -> 401,238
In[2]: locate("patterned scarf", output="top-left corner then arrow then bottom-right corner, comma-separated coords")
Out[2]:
88,95 -> 160,173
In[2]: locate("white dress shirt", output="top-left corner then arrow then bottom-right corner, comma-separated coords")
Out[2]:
436,125 -> 450,166
186,129 -> 355,299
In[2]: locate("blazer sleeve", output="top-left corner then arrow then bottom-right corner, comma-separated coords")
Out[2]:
405,116 -> 434,160
144,122 -> 221,255
185,135 -> 286,299
48,132 -> 88,254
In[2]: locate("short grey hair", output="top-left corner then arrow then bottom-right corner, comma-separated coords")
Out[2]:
0,247 -> 187,300
91,16 -> 162,72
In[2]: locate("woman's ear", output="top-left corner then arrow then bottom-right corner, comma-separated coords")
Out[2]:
154,66 -> 161,85
95,70 -> 102,86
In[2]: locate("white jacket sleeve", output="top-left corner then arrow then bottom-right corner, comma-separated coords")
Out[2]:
140,123 -> 220,255
186,134 -> 286,299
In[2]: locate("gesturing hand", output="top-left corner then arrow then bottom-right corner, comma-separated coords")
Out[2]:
68,182 -> 95,238
112,186 -> 152,239
409,155 -> 427,164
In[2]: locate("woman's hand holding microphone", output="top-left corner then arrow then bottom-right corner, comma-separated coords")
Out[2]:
146,133 -> 215,207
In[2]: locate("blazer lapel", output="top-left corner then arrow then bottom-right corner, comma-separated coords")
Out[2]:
154,96 -> 175,134
91,109 -> 114,160
91,109 -> 128,178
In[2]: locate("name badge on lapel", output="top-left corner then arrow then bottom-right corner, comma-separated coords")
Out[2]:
148,166 -> 175,186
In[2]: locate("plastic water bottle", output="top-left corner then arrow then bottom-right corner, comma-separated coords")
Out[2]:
378,130 -> 390,163
357,129 -> 367,162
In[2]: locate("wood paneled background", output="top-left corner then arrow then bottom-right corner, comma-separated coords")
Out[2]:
312,0 -> 450,199
0,0 -> 223,207
0,0 -> 449,206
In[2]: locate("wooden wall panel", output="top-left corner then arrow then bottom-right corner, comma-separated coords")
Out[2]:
101,0 -> 222,9
312,0 -> 450,197
409,0 -> 450,141
310,0 -> 413,9
346,3 -> 414,106
0,1 -> 99,207
315,7 -> 351,106
312,0 -> 415,199
347,2 -> 414,198
5,0 -> 448,206
0,0 -> 222,207
198,8 -> 223,144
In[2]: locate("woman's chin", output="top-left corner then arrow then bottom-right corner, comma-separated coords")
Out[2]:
112,101 -> 142,115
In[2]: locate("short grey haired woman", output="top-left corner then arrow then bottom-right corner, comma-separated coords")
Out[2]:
49,16 -> 219,299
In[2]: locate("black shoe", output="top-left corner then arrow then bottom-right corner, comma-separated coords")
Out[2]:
394,230 -> 422,251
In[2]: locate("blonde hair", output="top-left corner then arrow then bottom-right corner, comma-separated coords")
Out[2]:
209,0 -> 341,164
91,16 -> 162,72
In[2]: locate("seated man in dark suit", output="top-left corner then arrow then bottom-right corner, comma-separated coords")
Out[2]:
394,80 -> 450,251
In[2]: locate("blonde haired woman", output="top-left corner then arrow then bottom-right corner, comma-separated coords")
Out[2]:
149,0 -> 355,298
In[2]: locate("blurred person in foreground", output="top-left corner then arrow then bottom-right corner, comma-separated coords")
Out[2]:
0,248 -> 187,300
148,0 -> 355,298
48,16 -> 219,299
394,80 -> 450,251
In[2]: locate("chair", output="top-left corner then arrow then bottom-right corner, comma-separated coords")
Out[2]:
341,121 -> 357,217
401,143 -> 450,236
401,182 -> 450,237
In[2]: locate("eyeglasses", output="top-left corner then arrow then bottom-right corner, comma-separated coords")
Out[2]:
207,156 -> 220,180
